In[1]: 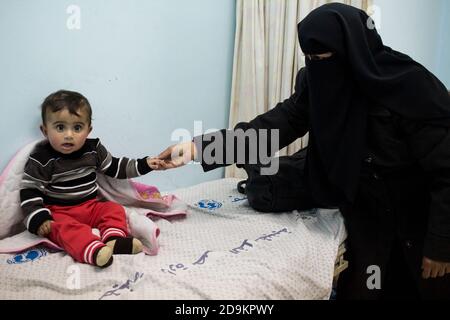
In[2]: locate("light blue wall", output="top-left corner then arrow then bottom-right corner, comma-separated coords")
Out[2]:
373,0 -> 449,88
436,0 -> 450,87
0,0 -> 235,191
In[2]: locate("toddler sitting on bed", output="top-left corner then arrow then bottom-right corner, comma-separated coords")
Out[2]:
20,90 -> 162,268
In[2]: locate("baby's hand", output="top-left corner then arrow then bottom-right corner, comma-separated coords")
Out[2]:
37,220 -> 52,237
147,157 -> 166,170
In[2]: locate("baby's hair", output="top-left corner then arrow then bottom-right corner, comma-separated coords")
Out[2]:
41,90 -> 92,125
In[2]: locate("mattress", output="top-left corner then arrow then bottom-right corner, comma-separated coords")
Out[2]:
0,178 -> 346,300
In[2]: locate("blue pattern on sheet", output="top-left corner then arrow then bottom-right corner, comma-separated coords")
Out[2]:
195,199 -> 223,211
7,248 -> 48,264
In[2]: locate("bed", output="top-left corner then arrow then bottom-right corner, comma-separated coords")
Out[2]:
0,177 -> 347,300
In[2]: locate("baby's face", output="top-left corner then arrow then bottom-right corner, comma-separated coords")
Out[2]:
41,107 -> 92,154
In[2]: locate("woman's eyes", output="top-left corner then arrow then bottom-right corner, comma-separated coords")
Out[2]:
305,53 -> 334,61
307,55 -> 326,61
308,55 -> 322,61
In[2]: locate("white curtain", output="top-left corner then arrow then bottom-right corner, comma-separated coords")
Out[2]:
226,0 -> 372,179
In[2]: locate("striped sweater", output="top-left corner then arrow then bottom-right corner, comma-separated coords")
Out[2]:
20,138 -> 152,235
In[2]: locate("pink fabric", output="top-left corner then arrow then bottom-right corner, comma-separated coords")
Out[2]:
131,181 -> 174,207
0,234 -> 63,253
130,183 -> 189,219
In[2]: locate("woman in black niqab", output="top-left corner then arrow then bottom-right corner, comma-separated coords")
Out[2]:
297,3 -> 450,299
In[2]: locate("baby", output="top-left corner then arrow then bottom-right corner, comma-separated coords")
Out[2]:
20,90 -> 161,267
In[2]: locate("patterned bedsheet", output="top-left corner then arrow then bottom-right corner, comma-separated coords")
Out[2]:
0,178 -> 346,300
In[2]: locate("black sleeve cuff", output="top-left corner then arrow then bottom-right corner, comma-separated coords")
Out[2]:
193,133 -> 230,172
423,233 -> 450,262
28,210 -> 53,235
137,157 -> 153,175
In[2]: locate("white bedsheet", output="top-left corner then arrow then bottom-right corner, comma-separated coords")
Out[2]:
0,178 -> 346,300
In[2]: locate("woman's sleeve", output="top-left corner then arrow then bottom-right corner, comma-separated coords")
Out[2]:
400,119 -> 450,261
194,68 -> 310,172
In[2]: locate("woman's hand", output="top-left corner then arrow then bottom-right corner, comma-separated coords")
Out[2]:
153,141 -> 197,170
422,256 -> 450,279
147,157 -> 165,170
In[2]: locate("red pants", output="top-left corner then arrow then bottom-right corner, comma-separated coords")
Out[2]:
46,199 -> 129,265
